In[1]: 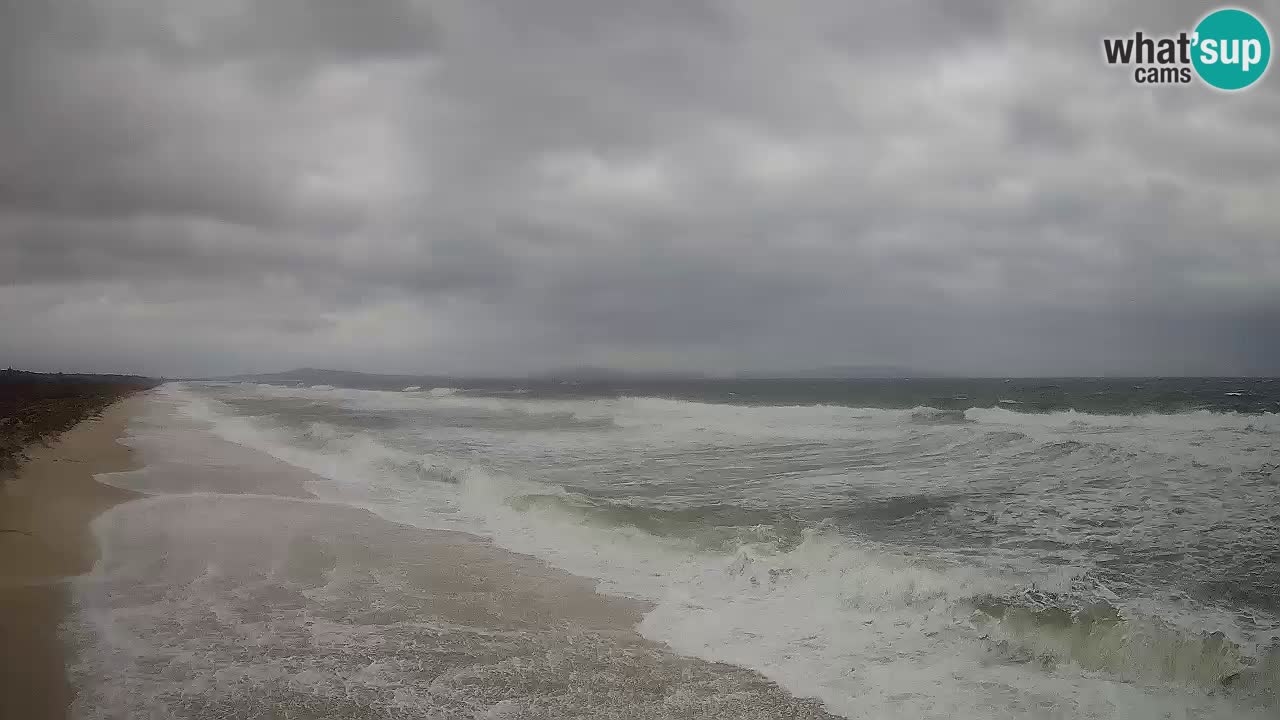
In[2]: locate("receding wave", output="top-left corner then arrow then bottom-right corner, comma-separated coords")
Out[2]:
972,593 -> 1279,694
507,493 -> 806,553
498,489 -> 1280,698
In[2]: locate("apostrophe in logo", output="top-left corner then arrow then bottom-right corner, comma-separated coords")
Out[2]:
1101,6 -> 1271,91
1192,7 -> 1270,90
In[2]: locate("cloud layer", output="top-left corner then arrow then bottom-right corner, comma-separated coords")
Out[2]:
2,0 -> 1278,376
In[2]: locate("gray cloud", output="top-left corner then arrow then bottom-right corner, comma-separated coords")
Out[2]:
1,0 -> 1278,377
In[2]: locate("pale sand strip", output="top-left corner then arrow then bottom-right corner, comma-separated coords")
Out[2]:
0,395 -> 147,720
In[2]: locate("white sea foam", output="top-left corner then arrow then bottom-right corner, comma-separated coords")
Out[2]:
143,382 -> 1280,719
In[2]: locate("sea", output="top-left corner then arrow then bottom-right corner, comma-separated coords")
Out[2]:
67,377 -> 1280,719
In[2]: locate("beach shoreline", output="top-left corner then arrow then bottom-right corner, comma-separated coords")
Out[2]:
55,387 -> 844,718
0,395 -> 147,720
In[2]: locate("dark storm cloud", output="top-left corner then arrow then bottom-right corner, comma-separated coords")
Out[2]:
1005,100 -> 1085,151
1,0 -> 1278,377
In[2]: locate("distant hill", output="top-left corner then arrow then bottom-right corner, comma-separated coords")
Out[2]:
530,366 -> 710,381
209,365 -> 938,387
733,365 -> 936,379
532,365 -> 939,381
207,368 -> 451,390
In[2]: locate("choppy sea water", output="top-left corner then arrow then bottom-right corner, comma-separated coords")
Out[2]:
69,378 -> 1280,719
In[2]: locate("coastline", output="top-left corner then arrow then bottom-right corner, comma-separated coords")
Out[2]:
0,395 -> 147,720
58,388 -> 843,718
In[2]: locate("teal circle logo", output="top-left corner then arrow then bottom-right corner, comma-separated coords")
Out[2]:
1192,8 -> 1271,90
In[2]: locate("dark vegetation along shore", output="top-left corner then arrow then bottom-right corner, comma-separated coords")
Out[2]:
0,369 -> 159,479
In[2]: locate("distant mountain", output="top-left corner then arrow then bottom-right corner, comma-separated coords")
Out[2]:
530,366 -> 710,381
206,368 -> 452,390
209,365 -> 938,387
529,365 -> 936,381
734,365 -> 935,379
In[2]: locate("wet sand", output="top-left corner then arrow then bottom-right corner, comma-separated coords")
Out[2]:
0,396 -> 146,720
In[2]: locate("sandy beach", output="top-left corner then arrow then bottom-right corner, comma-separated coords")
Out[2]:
0,396 -> 146,720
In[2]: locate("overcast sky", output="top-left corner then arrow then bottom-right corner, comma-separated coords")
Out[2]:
2,0 -> 1278,378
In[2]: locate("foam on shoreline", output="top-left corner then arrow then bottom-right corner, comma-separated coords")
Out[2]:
63,389 -> 843,719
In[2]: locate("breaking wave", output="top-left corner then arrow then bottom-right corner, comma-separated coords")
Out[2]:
161,383 -> 1280,718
